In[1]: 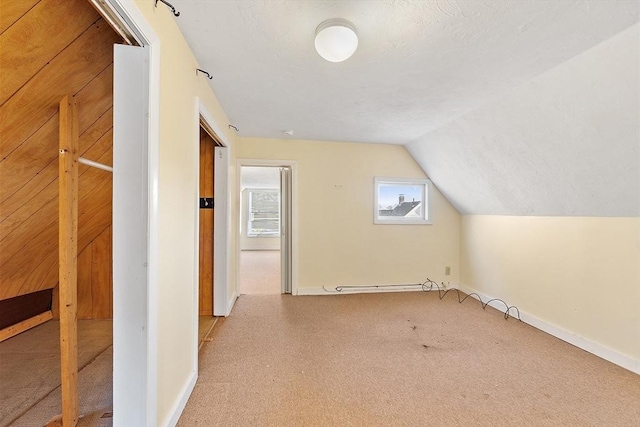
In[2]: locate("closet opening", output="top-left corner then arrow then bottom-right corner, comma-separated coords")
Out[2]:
0,0 -> 125,424
198,124 -> 222,347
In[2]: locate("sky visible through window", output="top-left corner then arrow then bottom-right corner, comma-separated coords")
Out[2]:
378,184 -> 422,209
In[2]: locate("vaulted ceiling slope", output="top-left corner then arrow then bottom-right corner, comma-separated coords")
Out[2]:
174,0 -> 638,144
407,23 -> 639,217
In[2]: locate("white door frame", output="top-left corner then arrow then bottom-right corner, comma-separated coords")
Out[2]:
100,1 -> 160,425
191,100 -> 231,392
236,159 -> 298,296
195,100 -> 232,322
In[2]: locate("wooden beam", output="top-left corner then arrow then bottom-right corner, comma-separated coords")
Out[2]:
59,95 -> 79,427
0,310 -> 53,342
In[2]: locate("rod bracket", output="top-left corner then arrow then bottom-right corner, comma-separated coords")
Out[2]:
196,68 -> 213,80
155,0 -> 180,16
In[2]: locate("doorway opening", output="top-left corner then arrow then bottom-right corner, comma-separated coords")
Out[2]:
0,1 -> 128,424
237,162 -> 295,295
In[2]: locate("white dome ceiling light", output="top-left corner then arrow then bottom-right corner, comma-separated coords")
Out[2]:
314,19 -> 358,63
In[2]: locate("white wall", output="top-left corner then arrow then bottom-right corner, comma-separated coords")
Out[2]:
237,137 -> 461,289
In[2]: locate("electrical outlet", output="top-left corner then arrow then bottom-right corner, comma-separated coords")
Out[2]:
445,266 -> 451,276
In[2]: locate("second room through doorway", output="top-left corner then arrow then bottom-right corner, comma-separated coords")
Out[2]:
239,166 -> 282,294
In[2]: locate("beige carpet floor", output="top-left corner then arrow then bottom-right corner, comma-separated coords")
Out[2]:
2,316 -> 219,427
178,292 -> 640,426
9,346 -> 113,427
239,250 -> 281,295
0,320 -> 112,427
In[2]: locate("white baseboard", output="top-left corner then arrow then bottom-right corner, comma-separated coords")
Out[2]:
296,284 -> 439,296
454,284 -> 640,375
165,370 -> 197,427
226,291 -> 238,316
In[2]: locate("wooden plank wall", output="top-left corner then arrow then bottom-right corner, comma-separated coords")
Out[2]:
77,226 -> 112,319
0,0 -> 121,319
199,128 -> 215,316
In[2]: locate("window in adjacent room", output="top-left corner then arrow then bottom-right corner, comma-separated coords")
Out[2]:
247,189 -> 280,236
374,177 -> 433,225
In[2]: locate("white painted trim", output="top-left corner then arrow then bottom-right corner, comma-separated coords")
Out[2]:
142,19 -> 161,427
101,0 -> 150,47
106,1 -> 161,425
236,159 -> 299,297
198,103 -> 233,149
165,371 -> 197,427
198,100 -> 231,317
192,98 -> 201,391
374,177 -> 433,225
227,291 -> 238,316
453,284 -> 640,375
297,285 -> 428,296
215,146 -> 231,316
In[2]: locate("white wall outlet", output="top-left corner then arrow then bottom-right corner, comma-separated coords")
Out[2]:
445,266 -> 451,276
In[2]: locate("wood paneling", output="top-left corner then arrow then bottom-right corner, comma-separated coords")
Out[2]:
0,0 -> 39,35
1,64 -> 113,201
91,226 -> 111,319
199,128 -> 215,316
0,289 -> 52,329
0,144 -> 112,299
0,0 -> 100,105
0,66 -> 114,221
51,285 -> 59,319
0,17 -> 119,160
76,225 -> 112,320
77,244 -> 92,319
0,0 -> 120,320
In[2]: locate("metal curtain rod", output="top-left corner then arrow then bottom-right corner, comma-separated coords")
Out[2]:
79,157 -> 113,173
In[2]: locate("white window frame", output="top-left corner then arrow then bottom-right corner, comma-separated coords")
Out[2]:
374,177 -> 433,225
246,188 -> 280,237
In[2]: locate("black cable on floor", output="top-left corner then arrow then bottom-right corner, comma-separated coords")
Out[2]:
421,278 -> 522,321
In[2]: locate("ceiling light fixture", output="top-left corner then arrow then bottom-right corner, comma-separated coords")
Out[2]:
314,19 -> 358,63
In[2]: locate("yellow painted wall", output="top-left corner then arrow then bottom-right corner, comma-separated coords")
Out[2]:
131,2 -> 238,425
461,216 -> 640,361
237,137 -> 461,289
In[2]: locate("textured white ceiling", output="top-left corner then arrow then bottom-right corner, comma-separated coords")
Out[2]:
174,0 -> 638,144
173,0 -> 639,216
407,23 -> 639,216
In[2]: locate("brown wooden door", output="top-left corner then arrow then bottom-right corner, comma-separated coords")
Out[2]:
199,128 -> 215,315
